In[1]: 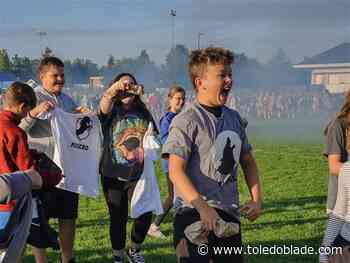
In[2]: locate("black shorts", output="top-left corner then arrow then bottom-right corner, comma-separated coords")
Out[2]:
27,195 -> 60,249
174,208 -> 243,263
27,222 -> 60,249
43,188 -> 79,220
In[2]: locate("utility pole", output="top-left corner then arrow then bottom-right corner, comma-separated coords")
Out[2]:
197,32 -> 204,49
170,9 -> 176,84
36,31 -> 47,56
170,9 -> 176,50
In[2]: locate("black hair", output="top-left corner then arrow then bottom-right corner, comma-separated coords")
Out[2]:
109,73 -> 158,133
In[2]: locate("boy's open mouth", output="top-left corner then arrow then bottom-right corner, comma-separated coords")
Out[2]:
220,89 -> 230,97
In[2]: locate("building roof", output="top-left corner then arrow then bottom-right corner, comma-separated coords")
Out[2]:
297,42 -> 350,65
0,72 -> 16,82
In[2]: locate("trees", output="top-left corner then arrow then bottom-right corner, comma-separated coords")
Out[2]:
10,54 -> 36,80
70,58 -> 99,84
0,49 -> 11,72
107,55 -> 115,69
138,50 -> 150,65
234,53 -> 264,89
264,48 -> 300,87
162,44 -> 191,89
42,47 -> 54,58
101,50 -> 161,91
267,48 -> 291,67
0,44 -> 308,89
135,50 -> 160,89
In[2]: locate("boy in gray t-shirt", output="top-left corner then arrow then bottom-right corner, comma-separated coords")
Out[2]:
162,47 -> 262,263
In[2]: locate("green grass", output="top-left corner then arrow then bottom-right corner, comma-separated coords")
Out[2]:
24,119 -> 330,262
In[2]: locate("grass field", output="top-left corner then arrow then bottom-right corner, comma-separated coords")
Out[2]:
24,118 -> 330,262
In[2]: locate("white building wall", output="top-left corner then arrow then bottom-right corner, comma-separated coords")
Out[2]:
311,68 -> 350,93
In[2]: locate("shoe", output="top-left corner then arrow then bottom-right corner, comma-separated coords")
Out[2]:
113,255 -> 123,263
126,248 -> 145,263
147,223 -> 166,239
60,258 -> 76,263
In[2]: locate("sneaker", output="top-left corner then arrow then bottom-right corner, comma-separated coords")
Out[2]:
113,255 -> 123,263
147,223 -> 166,239
60,258 -> 76,263
126,248 -> 145,263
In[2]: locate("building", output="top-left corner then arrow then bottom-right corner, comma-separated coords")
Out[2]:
0,72 -> 16,92
89,76 -> 104,89
293,42 -> 350,94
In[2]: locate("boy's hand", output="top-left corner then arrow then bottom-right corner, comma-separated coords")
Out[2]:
30,101 -> 55,118
75,106 -> 92,114
192,197 -> 220,232
199,205 -> 220,232
240,200 -> 262,221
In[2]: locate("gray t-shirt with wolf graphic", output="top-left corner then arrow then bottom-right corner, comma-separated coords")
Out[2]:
162,101 -> 252,220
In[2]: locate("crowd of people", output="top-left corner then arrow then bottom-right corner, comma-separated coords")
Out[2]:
120,89 -> 343,122
113,88 -> 343,123
227,89 -> 342,120
0,46 -> 348,263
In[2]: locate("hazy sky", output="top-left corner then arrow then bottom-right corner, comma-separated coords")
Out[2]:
0,0 -> 349,66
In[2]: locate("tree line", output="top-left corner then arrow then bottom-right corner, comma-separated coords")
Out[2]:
0,45 -> 309,90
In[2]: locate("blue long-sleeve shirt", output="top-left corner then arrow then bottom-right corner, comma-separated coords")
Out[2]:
160,112 -> 177,173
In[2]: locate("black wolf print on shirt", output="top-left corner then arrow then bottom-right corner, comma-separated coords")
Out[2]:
218,137 -> 236,175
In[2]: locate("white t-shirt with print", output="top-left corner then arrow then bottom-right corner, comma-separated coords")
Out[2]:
51,108 -> 102,198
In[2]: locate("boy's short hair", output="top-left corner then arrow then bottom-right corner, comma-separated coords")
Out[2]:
4,81 -> 37,109
188,47 -> 234,89
38,56 -> 64,75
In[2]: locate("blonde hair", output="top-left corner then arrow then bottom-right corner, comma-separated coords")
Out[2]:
188,47 -> 234,89
166,85 -> 186,111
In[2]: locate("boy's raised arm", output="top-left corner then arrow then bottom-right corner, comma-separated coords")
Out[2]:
19,101 -> 55,132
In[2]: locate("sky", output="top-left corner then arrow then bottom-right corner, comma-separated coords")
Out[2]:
0,0 -> 349,66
